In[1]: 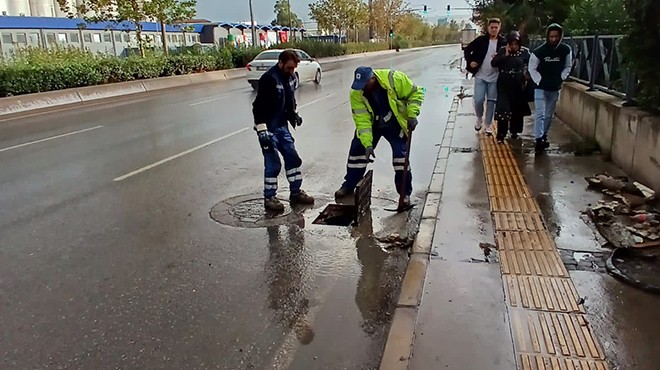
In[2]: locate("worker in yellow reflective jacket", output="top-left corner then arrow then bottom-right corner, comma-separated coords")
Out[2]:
335,66 -> 425,206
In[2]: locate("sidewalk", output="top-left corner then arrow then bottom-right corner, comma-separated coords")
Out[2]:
401,98 -> 660,370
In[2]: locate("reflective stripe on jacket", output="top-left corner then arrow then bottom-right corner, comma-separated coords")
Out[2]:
350,69 -> 425,148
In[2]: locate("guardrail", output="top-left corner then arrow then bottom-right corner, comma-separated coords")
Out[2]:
531,35 -> 638,104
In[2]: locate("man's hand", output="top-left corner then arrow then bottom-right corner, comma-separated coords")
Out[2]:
289,113 -> 303,128
407,118 -> 418,132
505,46 -> 511,56
257,130 -> 273,150
365,147 -> 375,162
469,61 -> 479,69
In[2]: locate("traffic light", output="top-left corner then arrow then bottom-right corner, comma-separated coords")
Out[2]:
423,5 -> 427,15
446,4 -> 451,16
389,29 -> 394,38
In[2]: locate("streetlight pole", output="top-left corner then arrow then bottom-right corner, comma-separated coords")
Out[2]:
287,0 -> 292,40
249,0 -> 257,47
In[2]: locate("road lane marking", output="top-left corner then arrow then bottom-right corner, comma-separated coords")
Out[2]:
113,127 -> 250,182
188,95 -> 229,106
115,92 -> 335,181
298,93 -> 335,109
0,125 -> 104,153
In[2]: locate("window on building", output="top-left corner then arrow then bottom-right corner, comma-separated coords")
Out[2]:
92,33 -> 101,43
114,33 -> 122,43
57,33 -> 67,43
15,33 -> 27,44
2,33 -> 13,44
179,34 -> 184,43
103,33 -> 111,43
29,33 -> 40,45
83,33 -> 92,43
70,33 -> 79,44
123,33 -> 130,43
46,33 -> 56,44
167,34 -> 172,42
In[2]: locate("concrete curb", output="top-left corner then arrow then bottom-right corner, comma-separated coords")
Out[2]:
379,97 -> 459,370
0,44 -> 457,119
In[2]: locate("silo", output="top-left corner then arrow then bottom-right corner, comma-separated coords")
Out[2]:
29,0 -> 54,16
8,0 -> 30,16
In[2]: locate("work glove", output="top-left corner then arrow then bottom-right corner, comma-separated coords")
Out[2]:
290,113 -> 303,127
407,118 -> 419,132
255,123 -> 273,150
365,146 -> 375,162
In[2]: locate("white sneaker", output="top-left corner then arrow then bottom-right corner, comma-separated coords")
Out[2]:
474,117 -> 483,132
485,126 -> 493,136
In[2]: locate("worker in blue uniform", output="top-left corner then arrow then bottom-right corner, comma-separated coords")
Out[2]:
252,50 -> 314,211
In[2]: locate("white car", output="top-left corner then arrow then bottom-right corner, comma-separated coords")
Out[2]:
246,49 -> 322,90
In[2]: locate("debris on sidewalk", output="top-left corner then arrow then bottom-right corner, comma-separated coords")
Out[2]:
583,173 -> 659,248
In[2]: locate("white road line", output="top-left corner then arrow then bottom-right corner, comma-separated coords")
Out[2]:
188,95 -> 228,106
113,127 -> 250,182
0,125 -> 104,153
115,92 -> 334,181
298,93 -> 335,109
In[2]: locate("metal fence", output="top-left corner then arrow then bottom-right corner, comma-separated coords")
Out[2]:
531,35 -> 638,103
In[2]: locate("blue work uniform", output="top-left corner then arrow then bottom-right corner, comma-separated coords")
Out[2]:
252,65 -> 303,198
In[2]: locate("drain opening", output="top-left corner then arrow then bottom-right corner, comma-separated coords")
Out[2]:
313,170 -> 373,226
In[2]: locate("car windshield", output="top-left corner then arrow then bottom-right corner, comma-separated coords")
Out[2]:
254,51 -> 281,61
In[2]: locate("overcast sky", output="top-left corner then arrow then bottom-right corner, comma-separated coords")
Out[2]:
196,0 -> 472,25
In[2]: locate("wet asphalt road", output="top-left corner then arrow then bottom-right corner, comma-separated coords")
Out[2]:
0,46 -> 464,369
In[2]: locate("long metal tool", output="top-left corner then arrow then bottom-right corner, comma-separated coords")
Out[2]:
385,130 -> 415,213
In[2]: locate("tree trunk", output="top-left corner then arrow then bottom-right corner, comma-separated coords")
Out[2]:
249,0 -> 257,47
136,24 -> 145,57
160,19 -> 168,55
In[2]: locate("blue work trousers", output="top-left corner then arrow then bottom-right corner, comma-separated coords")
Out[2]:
262,125 -> 303,198
342,124 -> 412,196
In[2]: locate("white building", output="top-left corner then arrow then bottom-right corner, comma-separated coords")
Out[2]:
0,0 -> 102,17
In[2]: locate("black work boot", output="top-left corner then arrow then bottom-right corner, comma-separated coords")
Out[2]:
334,186 -> 354,198
265,197 -> 285,212
290,190 -> 315,205
535,139 -> 546,153
542,135 -> 550,149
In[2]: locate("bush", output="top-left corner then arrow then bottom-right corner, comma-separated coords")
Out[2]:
345,42 -> 389,54
271,40 -> 346,58
230,47 -> 263,68
621,0 -> 660,109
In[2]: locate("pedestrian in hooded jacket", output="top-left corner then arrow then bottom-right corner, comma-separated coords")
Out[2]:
463,18 -> 507,135
528,23 -> 573,153
491,30 -> 532,143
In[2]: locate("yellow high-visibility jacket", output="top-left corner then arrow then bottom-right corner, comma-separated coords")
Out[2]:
350,69 -> 425,148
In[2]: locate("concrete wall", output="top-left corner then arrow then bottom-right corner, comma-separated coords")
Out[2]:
557,82 -> 660,194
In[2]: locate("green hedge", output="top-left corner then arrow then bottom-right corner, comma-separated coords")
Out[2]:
0,47 -> 233,97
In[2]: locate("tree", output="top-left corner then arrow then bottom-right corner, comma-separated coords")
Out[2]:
621,0 -> 660,108
308,0 -> 368,40
564,0 -> 629,36
143,0 -> 197,55
273,0 -> 303,28
370,0 -> 409,39
470,0 -> 579,37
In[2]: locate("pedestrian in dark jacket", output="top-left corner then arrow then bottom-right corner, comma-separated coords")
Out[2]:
491,31 -> 532,143
463,18 -> 507,135
252,49 -> 314,211
528,23 -> 573,153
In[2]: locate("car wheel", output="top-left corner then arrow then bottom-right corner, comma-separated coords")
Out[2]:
250,81 -> 259,91
314,69 -> 322,84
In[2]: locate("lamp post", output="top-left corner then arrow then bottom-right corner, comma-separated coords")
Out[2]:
287,0 -> 292,39
249,0 -> 256,47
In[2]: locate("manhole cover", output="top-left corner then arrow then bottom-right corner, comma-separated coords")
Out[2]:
452,147 -> 479,153
211,194 -> 308,228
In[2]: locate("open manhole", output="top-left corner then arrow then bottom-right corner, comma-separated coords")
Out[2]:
210,194 -> 309,228
313,170 -> 373,226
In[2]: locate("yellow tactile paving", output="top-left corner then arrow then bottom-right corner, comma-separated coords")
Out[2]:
496,231 -> 556,252
500,250 -> 569,277
510,310 -> 606,360
519,355 -> 610,370
505,275 -> 585,313
494,212 -> 545,231
490,197 -> 539,213
477,132 -> 610,369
